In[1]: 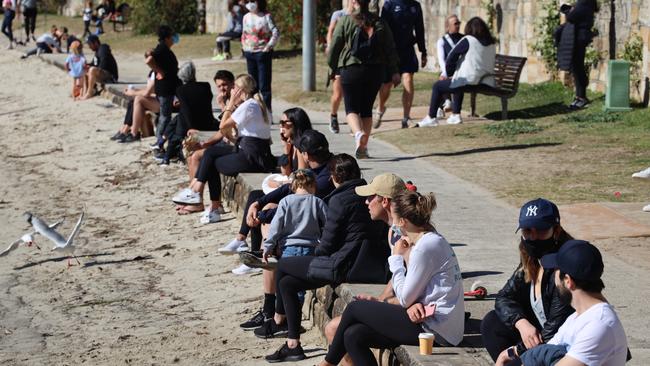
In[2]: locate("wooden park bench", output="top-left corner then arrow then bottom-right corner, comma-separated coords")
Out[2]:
468,54 -> 527,120
110,4 -> 131,32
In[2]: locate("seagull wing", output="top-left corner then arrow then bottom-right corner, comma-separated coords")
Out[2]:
64,210 -> 85,247
0,239 -> 22,257
31,215 -> 67,246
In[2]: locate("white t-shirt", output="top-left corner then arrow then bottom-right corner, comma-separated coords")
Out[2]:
388,232 -> 465,346
549,302 -> 628,366
230,98 -> 271,139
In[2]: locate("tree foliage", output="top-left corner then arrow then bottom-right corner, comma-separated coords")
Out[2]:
129,0 -> 198,35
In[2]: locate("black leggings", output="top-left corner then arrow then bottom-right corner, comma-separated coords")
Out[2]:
23,7 -> 36,37
275,256 -> 329,339
428,78 -> 464,117
481,310 -> 524,361
572,40 -> 590,99
325,300 -> 422,366
195,144 -> 264,201
123,99 -> 134,126
83,20 -> 91,38
340,64 -> 383,118
239,190 -> 264,251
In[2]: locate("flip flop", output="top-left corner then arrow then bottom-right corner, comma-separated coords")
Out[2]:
177,205 -> 205,215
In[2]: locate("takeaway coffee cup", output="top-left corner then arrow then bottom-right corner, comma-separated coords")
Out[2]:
418,332 -> 435,355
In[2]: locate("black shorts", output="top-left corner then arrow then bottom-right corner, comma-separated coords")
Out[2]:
397,47 -> 418,74
340,64 -> 383,118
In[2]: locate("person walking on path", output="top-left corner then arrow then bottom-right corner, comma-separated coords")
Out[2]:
241,0 -> 279,113
375,0 -> 427,129
417,17 -> 496,127
482,198 -> 575,363
146,25 -> 180,150
556,0 -> 598,110
435,14 -> 463,119
212,0 -> 243,61
19,0 -> 37,43
328,0 -> 399,159
325,0 -> 354,134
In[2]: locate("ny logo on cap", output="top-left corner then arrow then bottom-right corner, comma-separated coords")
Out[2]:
526,205 -> 538,217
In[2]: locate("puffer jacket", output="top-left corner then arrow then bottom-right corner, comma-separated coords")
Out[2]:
494,266 -> 574,352
310,178 -> 387,283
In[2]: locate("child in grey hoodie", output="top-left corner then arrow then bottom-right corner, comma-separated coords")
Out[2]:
263,169 -> 328,261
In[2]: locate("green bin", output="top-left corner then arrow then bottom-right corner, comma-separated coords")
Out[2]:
604,60 -> 632,111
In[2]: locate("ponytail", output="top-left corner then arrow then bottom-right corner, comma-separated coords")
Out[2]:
253,92 -> 270,124
392,191 -> 437,229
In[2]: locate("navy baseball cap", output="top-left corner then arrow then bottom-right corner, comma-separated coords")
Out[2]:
517,198 -> 560,231
541,240 -> 604,281
296,130 -> 329,156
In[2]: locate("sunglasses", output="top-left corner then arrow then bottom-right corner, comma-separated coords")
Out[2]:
279,119 -> 293,126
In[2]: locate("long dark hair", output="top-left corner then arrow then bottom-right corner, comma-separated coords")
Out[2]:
464,17 -> 496,45
328,153 -> 361,184
353,0 -> 377,27
518,226 -> 573,283
580,0 -> 600,13
283,107 -> 313,143
257,0 -> 268,13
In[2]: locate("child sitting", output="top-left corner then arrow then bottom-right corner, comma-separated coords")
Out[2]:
65,40 -> 86,100
263,169 -> 328,262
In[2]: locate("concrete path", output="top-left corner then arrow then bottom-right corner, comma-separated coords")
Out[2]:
39,52 -> 650,364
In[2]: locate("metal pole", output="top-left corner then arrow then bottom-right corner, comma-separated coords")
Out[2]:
302,0 -> 316,91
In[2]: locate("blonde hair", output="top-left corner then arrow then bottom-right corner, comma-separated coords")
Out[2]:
392,191 -> 437,229
70,40 -> 81,55
290,169 -> 316,192
235,74 -> 270,124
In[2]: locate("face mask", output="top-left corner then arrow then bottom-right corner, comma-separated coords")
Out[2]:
172,33 -> 180,45
522,237 -> 556,259
391,224 -> 403,238
233,5 -> 240,12
245,2 -> 257,12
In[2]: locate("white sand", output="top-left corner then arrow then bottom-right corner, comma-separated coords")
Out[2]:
0,51 -> 323,365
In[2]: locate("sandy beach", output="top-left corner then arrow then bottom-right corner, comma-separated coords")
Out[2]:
0,51 -> 323,365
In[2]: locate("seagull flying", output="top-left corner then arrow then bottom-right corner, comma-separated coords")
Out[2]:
23,210 -> 85,267
1,221 -> 63,257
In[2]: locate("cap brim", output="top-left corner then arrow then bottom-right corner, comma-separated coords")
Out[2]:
540,253 -> 559,269
517,221 -> 554,231
355,184 -> 376,197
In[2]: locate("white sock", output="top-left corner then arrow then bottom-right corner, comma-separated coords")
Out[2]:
354,131 -> 364,147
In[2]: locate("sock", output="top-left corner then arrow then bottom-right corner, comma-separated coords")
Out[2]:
263,293 -> 276,318
354,131 -> 363,147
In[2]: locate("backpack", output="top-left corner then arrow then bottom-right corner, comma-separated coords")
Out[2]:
349,23 -> 376,62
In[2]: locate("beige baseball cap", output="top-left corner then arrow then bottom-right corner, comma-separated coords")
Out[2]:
355,173 -> 406,199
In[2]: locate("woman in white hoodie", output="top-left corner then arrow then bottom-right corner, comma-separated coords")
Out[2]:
418,17 -> 496,127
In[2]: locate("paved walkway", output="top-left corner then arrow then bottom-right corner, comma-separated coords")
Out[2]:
39,53 -> 650,364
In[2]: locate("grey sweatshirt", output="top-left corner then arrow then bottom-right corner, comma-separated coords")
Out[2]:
263,193 -> 328,252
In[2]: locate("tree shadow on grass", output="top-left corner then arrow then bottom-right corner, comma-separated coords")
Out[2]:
483,102 -> 571,120
374,142 -> 562,162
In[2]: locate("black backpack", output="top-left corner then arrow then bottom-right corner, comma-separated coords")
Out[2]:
349,23 -> 376,62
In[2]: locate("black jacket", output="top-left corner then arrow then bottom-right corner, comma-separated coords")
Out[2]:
565,0 -> 596,43
555,23 -> 575,71
310,179 -> 388,284
176,81 -> 218,131
494,267 -> 575,352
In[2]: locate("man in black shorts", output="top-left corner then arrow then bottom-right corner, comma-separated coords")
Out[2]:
376,0 -> 427,129
82,34 -> 118,99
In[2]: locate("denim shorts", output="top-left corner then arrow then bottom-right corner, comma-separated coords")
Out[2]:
281,245 -> 315,258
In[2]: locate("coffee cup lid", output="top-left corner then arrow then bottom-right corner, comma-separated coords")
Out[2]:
418,332 -> 435,339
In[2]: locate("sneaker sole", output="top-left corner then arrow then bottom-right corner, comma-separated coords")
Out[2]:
255,330 -> 288,339
241,324 -> 264,331
266,354 -> 306,363
172,199 -> 202,206
239,252 -> 277,270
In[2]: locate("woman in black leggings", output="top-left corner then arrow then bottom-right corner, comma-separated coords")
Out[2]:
320,190 -> 465,366
260,154 -> 374,362
174,74 -> 275,224
327,0 -> 399,159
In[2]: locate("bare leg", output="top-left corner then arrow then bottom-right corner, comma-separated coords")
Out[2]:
131,96 -> 159,136
378,82 -> 391,114
188,149 -> 205,182
330,76 -> 343,115
81,67 -> 99,100
401,73 -> 414,119
324,316 -> 354,366
346,112 -> 363,147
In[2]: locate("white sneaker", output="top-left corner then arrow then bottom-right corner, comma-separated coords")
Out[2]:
447,114 -> 463,125
199,209 -> 221,224
436,107 -> 445,119
232,264 -> 262,275
417,115 -> 438,128
218,238 -> 248,254
643,204 -> 650,212
443,99 -> 453,111
172,189 -> 201,205
632,167 -> 650,179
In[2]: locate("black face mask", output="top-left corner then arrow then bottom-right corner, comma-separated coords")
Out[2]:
522,237 -> 557,259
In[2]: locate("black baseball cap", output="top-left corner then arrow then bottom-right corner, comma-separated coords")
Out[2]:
296,130 -> 329,156
541,240 -> 604,281
517,198 -> 560,231
86,34 -> 100,44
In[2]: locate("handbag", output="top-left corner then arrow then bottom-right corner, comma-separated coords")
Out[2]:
307,255 -> 346,283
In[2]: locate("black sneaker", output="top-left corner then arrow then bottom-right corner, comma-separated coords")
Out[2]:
265,342 -> 306,363
254,319 -> 288,339
110,132 -> 125,141
240,310 -> 268,330
329,114 -> 340,134
118,133 -> 141,143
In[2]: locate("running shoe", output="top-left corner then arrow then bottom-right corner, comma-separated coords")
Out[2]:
401,117 -> 411,129
231,264 -> 262,275
254,319 -> 289,339
199,209 -> 221,224
265,342 -> 306,363
373,108 -> 385,129
240,310 -> 268,330
172,189 -> 202,205
329,114 -> 340,134
110,132 -> 125,141
446,114 -> 463,125
416,115 -> 439,128
218,238 -> 248,254
118,133 -> 141,143
632,167 -> 650,179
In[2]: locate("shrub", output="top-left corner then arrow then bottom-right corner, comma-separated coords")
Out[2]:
485,120 -> 544,138
268,0 -> 335,48
130,0 -> 198,35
